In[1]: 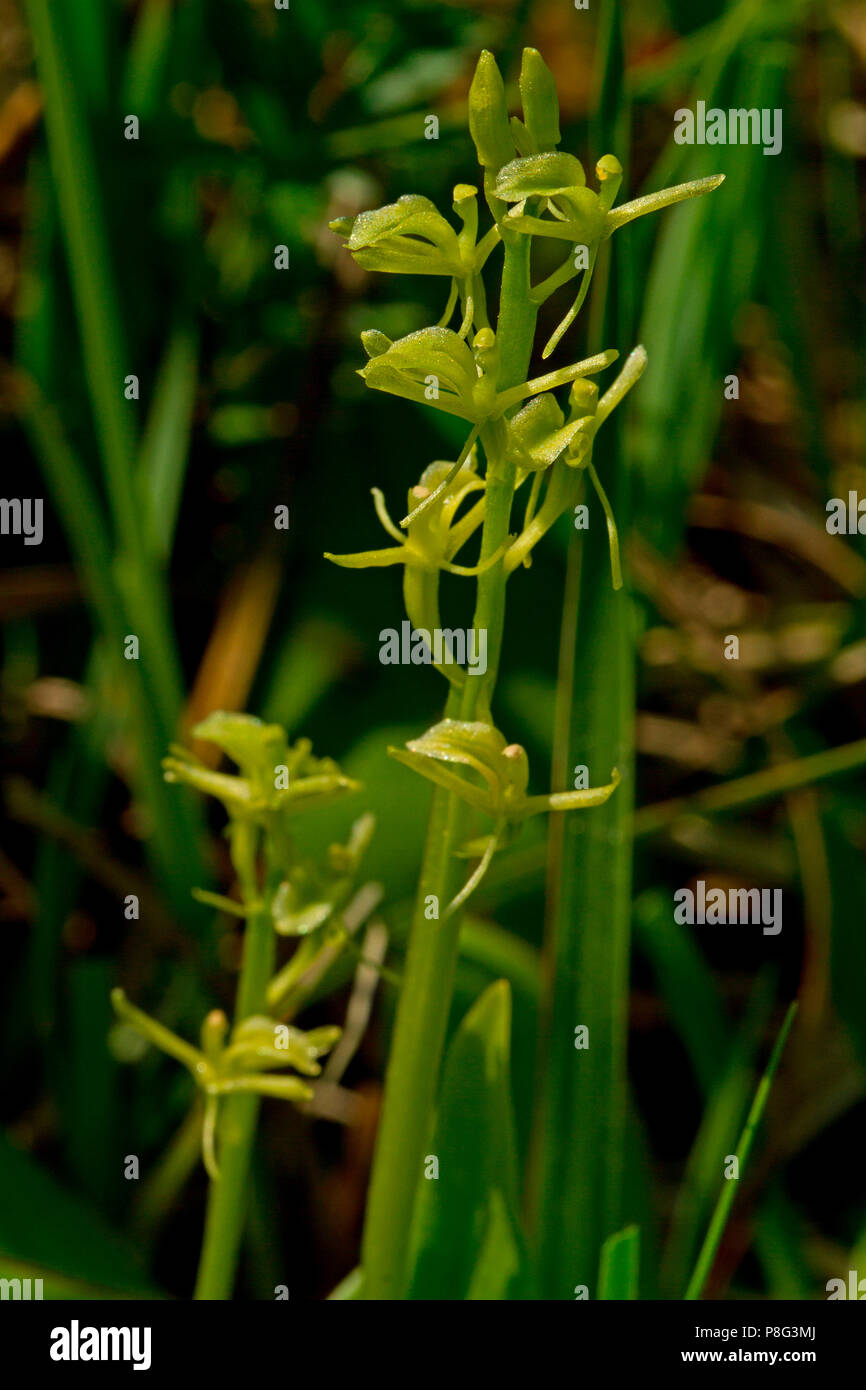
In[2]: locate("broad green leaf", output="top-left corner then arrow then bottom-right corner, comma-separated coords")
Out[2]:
465,1190 -> 524,1300
598,1224 -> 640,1299
408,981 -> 529,1299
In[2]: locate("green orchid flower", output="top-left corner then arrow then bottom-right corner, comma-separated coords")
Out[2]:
357,323 -> 619,525
326,459 -> 506,690
163,713 -> 359,827
331,194 -> 464,278
270,811 -> 376,939
325,458 -> 487,577
111,990 -> 339,1179
505,345 -> 648,587
495,150 -> 724,357
505,391 -> 591,473
331,185 -> 500,339
263,810 -> 379,1008
390,719 -> 620,915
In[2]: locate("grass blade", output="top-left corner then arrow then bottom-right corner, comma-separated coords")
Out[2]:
139,320 -> 199,558
530,4 -> 635,1297
685,1001 -> 798,1300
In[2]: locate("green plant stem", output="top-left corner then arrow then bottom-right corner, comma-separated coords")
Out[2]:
360,234 -> 537,1300
194,893 -> 276,1300
463,420 -> 513,717
358,765 -> 463,1299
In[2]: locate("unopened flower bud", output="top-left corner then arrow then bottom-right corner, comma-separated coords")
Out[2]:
468,51 -> 514,171
519,48 -> 560,150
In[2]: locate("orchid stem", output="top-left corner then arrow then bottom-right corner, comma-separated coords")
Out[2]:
359,231 -> 538,1300
194,837 -> 276,1299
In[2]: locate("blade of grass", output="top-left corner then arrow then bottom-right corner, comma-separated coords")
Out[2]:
139,319 -> 199,560
530,6 -> 635,1297
24,0 -> 138,542
123,0 -> 174,117
684,1001 -> 798,1300
662,978 -> 771,1297
636,893 -> 808,1300
21,388 -> 209,921
25,0 -> 186,732
631,24 -> 801,555
754,1185 -> 813,1300
58,961 -> 119,1210
635,736 -> 866,839
20,4 -> 209,908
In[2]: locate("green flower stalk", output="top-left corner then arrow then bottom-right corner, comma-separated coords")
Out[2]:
330,46 -> 722,1300
111,712 -> 374,1299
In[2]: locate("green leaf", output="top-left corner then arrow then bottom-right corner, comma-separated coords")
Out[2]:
465,1189 -> 524,1299
598,1224 -> 640,1299
138,321 -> 198,560
408,981 -> 529,1299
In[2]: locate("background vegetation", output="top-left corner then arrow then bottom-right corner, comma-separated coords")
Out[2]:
1,0 -> 865,1299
